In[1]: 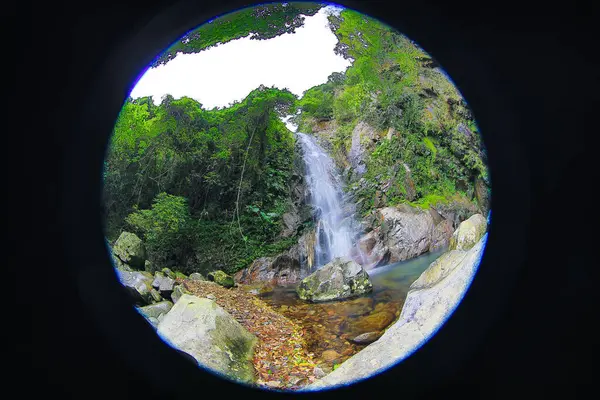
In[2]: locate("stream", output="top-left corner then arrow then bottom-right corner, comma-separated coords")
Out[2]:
261,249 -> 445,369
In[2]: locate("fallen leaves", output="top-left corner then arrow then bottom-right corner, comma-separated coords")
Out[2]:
183,280 -> 317,390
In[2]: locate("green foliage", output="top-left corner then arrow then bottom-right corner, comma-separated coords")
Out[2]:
152,3 -> 323,67
297,7 -> 488,215
104,85 -> 300,273
126,193 -> 196,268
298,83 -> 334,120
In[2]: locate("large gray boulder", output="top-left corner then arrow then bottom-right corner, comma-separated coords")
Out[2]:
113,232 -> 147,270
115,268 -> 159,305
157,295 -> 257,384
297,257 -> 372,302
449,213 -> 487,251
308,234 -> 487,390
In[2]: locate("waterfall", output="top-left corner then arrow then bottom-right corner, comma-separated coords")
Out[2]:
296,132 -> 364,269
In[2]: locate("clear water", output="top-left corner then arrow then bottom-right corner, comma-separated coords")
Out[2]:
261,248 -> 445,367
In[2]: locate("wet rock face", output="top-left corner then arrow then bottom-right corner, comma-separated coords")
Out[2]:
429,219 -> 454,252
348,121 -> 379,178
379,205 -> 435,262
297,257 -> 373,302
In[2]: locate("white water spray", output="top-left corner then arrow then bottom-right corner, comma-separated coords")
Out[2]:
296,132 -> 364,269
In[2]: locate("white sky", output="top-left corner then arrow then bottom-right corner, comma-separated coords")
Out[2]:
129,5 -> 351,109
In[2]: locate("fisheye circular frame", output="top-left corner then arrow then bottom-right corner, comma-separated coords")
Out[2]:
61,0 -> 530,397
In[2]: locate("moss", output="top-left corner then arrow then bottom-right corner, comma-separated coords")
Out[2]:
214,314 -> 257,384
208,270 -> 235,288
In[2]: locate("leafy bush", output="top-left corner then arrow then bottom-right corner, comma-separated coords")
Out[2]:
126,193 -> 196,269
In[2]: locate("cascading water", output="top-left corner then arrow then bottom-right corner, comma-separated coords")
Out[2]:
296,132 -> 364,269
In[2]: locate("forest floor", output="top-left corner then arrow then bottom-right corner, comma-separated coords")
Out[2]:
183,279 -> 318,390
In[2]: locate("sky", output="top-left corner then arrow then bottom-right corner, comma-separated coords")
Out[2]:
129,5 -> 351,110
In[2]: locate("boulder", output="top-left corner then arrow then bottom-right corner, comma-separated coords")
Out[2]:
149,288 -> 163,303
174,271 -> 188,281
138,301 -> 173,324
449,213 -> 487,251
297,257 -> 373,302
111,252 -> 131,271
357,229 -> 390,270
207,270 -> 234,288
189,272 -> 206,281
378,205 -> 435,262
433,199 -> 479,230
347,310 -> 396,334
234,255 -> 304,286
157,295 -> 257,384
115,268 -> 155,306
171,284 -> 191,303
238,282 -> 275,296
152,272 -> 176,297
308,234 -> 487,390
350,331 -> 382,345
113,232 -> 146,270
161,268 -> 176,279
321,350 -> 341,362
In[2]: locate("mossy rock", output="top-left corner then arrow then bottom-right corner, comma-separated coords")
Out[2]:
449,213 -> 487,251
297,257 -> 372,302
162,268 -> 176,279
189,272 -> 206,282
171,284 -> 191,303
157,295 -> 257,384
138,301 -> 173,320
175,271 -> 188,281
113,232 -> 147,270
208,270 -> 234,288
115,268 -> 155,306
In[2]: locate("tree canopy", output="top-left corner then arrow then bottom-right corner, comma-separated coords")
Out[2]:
104,86 -> 298,273
151,2 -> 323,67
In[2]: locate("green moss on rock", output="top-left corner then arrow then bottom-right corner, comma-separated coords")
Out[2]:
208,270 -> 234,288
297,257 -> 372,302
